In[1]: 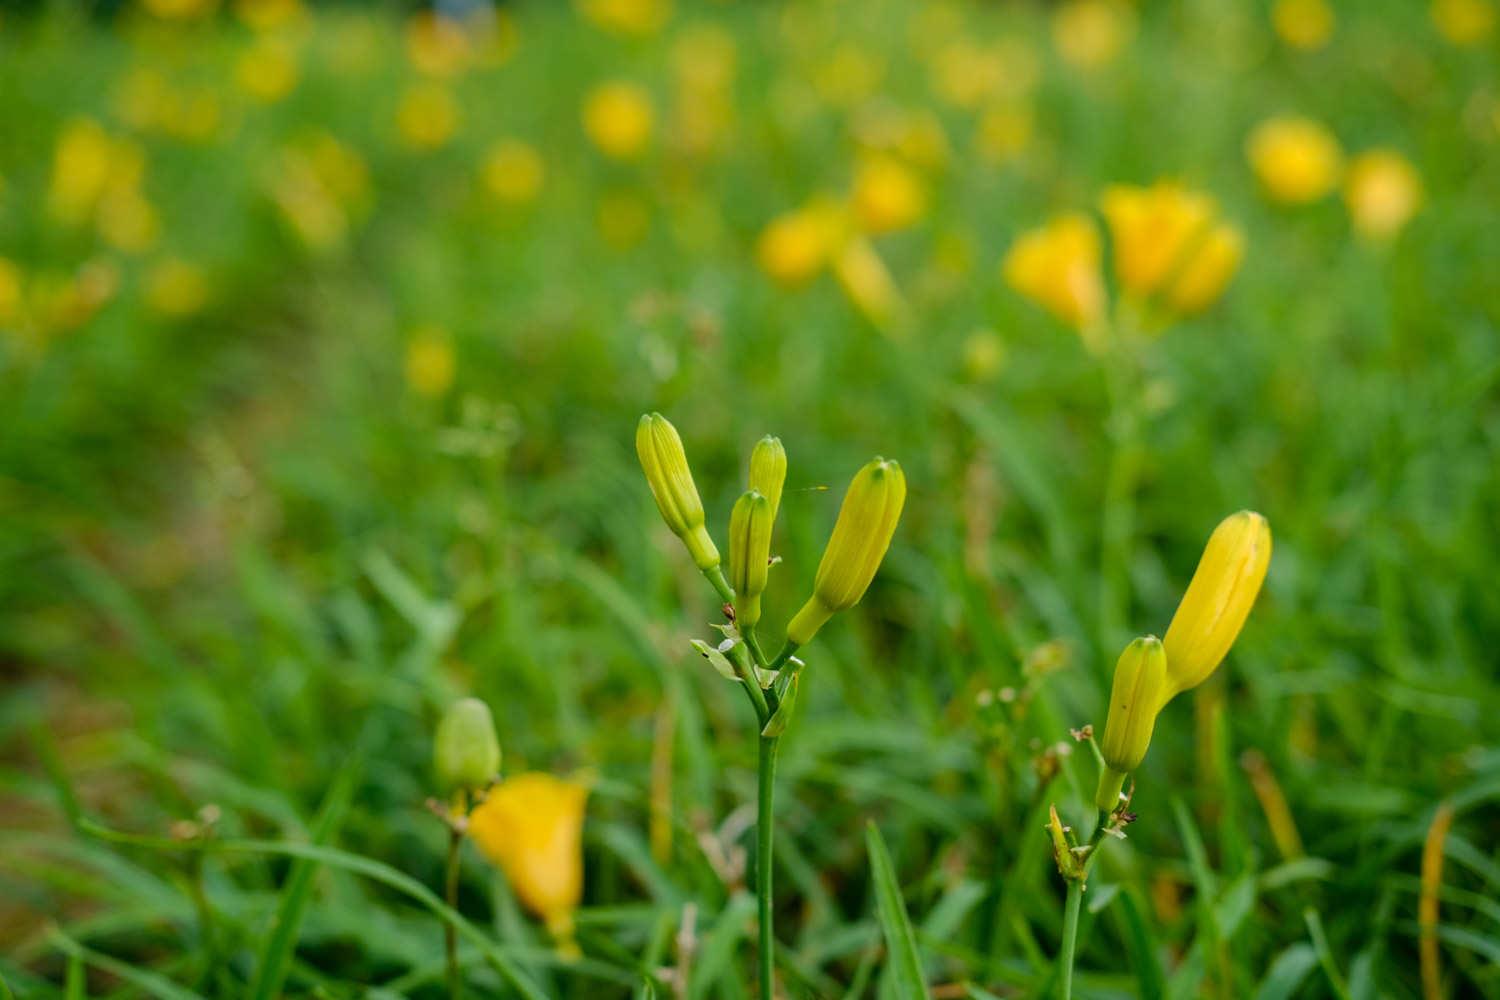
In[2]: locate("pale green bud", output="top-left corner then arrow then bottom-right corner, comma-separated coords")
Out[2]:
787,457 -> 905,645
636,413 -> 720,570
1095,637 -> 1168,812
435,697 -> 501,794
729,490 -> 774,628
1162,511 -> 1272,701
749,436 -> 787,521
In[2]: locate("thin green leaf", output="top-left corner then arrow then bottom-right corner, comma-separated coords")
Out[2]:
865,822 -> 930,1000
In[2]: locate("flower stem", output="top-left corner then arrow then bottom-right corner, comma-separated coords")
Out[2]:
1058,877 -> 1083,1000
757,734 -> 780,1000
1057,811 -> 1112,998
444,791 -> 469,1000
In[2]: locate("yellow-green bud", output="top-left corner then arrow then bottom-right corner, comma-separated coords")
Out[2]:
435,697 -> 501,794
636,413 -> 720,571
749,436 -> 787,521
1162,511 -> 1272,701
787,457 -> 906,645
1095,637 -> 1168,811
729,490 -> 773,628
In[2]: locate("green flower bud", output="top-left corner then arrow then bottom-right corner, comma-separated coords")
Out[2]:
749,436 -> 787,521
435,697 -> 501,794
729,490 -> 774,628
1162,511 -> 1272,701
1094,637 -> 1168,812
636,413 -> 720,571
787,457 -> 905,645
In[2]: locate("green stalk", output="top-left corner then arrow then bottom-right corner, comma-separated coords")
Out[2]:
444,791 -> 470,1000
1056,812 -> 1112,997
1058,878 -> 1083,1000
757,734 -> 780,1000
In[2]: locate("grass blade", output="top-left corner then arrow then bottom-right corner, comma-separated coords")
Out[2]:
865,821 -> 930,1000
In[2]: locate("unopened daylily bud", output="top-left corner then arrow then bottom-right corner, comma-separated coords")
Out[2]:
1163,511 -> 1272,700
749,435 -> 787,520
636,412 -> 720,570
1095,637 -> 1168,811
729,490 -> 773,628
434,697 -> 501,794
787,458 -> 905,645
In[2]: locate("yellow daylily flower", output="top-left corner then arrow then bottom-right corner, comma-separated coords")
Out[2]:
469,773 -> 590,952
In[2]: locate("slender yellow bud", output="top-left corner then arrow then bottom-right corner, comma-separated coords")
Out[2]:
636,412 -> 720,570
1095,637 -> 1168,811
787,458 -> 905,645
749,435 -> 787,521
1162,511 -> 1272,700
434,697 -> 501,794
729,490 -> 773,628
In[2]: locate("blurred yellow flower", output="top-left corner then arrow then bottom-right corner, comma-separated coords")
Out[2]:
139,0 -> 216,20
0,259 -> 22,326
833,238 -> 904,330
48,119 -> 116,225
596,190 -> 651,248
1053,0 -> 1135,70
1246,116 -> 1343,204
582,81 -> 654,160
577,0 -> 671,37
814,44 -> 884,108
483,140 -> 546,205
963,329 -> 1008,382
396,83 -> 460,150
931,42 -> 1007,109
1344,150 -> 1422,242
1431,0 -> 1495,45
672,25 -> 735,93
1099,182 -> 1241,315
851,157 -> 926,235
234,0 -> 304,32
236,37 -> 300,103
1163,224 -> 1244,316
405,11 -> 472,77
144,259 -> 211,318
98,189 -> 160,253
976,105 -> 1033,164
33,260 -> 120,337
1001,213 -> 1106,335
1272,0 -> 1335,50
756,200 -> 845,288
405,326 -> 456,398
269,133 -> 369,252
469,773 -> 589,950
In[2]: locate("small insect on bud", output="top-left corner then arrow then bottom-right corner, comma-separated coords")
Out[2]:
1095,637 -> 1168,812
434,697 -> 501,794
729,491 -> 774,629
636,413 -> 720,571
786,458 -> 906,646
749,435 -> 787,521
1162,511 -> 1272,701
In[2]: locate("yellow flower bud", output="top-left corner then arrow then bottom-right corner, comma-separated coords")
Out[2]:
636,412 -> 720,570
729,491 -> 773,628
749,435 -> 786,520
1344,149 -> 1422,243
1246,116 -> 1343,205
1163,222 -> 1244,316
1094,637 -> 1167,811
787,458 -> 905,645
433,697 -> 501,794
1163,511 -> 1272,700
468,773 -> 589,953
1001,212 -> 1107,336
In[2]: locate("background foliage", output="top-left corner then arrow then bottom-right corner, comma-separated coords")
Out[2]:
2,0 -> 1498,996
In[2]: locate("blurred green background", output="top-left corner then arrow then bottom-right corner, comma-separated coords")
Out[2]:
2,0 -> 1499,996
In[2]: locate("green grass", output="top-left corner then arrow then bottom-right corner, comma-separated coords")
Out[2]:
2,0 -> 1499,996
